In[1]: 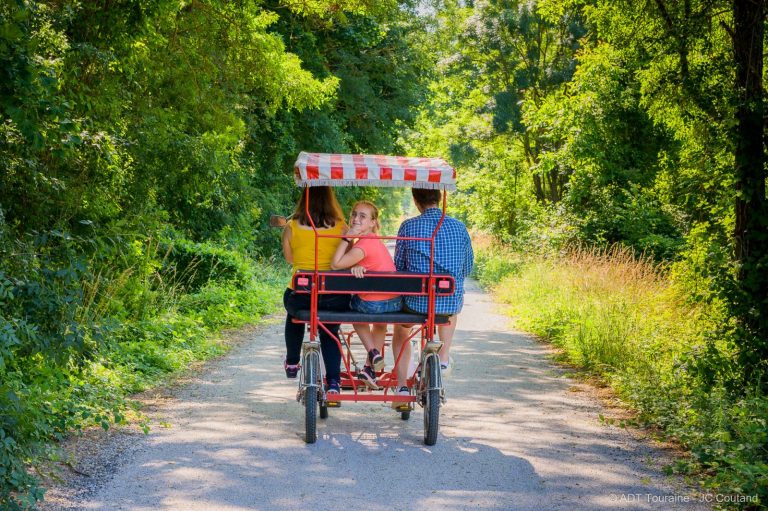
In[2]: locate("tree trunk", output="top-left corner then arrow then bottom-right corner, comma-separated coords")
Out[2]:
731,0 -> 768,383
524,132 -> 547,202
532,173 -> 546,202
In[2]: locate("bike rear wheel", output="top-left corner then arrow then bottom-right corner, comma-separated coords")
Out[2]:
423,354 -> 440,445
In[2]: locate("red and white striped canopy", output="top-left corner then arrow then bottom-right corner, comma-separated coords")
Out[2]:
293,152 -> 456,190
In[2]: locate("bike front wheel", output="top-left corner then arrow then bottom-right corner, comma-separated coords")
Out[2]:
304,352 -> 320,444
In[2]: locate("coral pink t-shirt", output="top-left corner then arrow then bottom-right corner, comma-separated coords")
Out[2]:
354,235 -> 398,302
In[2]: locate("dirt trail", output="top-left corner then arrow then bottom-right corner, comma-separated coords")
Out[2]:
42,279 -> 707,511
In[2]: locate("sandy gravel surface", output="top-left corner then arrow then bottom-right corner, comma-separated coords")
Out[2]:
41,279 -> 709,511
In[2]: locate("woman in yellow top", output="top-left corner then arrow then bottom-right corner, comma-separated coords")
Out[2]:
282,186 -> 349,396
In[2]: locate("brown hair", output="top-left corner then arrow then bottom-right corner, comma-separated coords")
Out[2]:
292,186 -> 344,228
412,188 -> 441,207
350,201 -> 381,233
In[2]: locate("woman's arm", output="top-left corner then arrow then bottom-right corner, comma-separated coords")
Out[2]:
330,238 -> 365,270
282,225 -> 293,264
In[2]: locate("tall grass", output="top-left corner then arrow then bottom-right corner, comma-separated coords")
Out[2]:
476,243 -> 767,509
499,245 -> 711,373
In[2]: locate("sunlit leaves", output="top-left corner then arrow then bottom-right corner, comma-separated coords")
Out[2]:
407,0 -> 586,234
280,0 -> 397,19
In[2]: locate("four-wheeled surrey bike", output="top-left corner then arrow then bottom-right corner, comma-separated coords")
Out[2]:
286,151 -> 457,446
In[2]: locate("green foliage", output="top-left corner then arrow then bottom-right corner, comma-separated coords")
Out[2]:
416,0 -> 767,394
475,245 -> 767,508
405,0 -> 586,223
519,43 -> 683,259
0,223 -> 288,508
472,241 -> 523,287
1,0 -> 423,506
579,0 -> 768,386
160,237 -> 256,292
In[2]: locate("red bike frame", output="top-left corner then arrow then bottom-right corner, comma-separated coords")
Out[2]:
300,189 -> 449,403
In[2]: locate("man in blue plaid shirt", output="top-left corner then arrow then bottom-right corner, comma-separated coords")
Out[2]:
390,188 -> 473,395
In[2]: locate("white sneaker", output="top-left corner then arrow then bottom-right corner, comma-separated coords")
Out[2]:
391,386 -> 410,410
440,356 -> 454,377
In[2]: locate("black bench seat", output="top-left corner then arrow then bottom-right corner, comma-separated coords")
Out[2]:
293,309 -> 450,325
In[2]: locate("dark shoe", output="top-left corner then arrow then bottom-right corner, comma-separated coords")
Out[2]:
368,348 -> 385,372
327,379 -> 341,407
357,365 -> 379,390
284,359 -> 300,379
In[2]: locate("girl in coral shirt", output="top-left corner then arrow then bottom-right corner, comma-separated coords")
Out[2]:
331,201 -> 402,389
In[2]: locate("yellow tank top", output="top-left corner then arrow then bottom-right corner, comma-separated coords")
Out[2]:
288,218 -> 345,288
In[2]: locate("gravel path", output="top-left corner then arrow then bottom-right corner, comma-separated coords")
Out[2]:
42,279 -> 709,511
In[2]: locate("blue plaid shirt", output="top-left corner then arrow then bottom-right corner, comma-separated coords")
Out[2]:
394,207 -> 474,315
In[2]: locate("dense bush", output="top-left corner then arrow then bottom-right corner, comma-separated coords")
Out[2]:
0,217 -> 288,509
159,237 -> 256,292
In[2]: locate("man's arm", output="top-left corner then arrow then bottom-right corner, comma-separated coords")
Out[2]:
463,229 -> 474,277
394,222 -> 408,271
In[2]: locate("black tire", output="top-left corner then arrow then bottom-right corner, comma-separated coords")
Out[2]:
320,403 -> 328,419
423,355 -> 440,445
401,410 -> 410,421
304,354 -> 318,444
